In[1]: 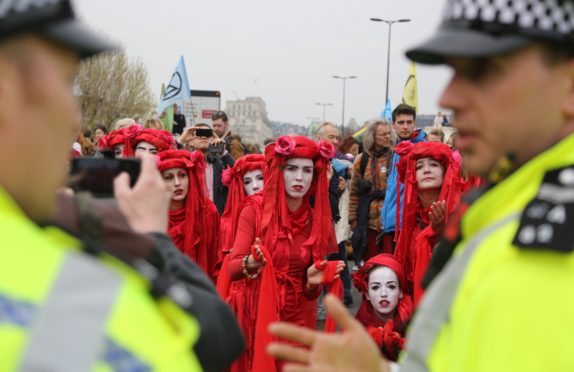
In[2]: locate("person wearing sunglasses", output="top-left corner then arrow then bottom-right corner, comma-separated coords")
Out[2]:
181,123 -> 235,215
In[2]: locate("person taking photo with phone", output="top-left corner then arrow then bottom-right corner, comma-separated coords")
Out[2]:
181,123 -> 235,215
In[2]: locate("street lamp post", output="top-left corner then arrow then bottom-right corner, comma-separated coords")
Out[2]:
315,102 -> 333,122
370,18 -> 411,104
332,76 -> 356,135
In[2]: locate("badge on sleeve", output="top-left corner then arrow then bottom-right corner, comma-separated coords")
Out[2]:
513,166 -> 574,252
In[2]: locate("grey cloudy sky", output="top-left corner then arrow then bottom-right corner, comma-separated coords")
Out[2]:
75,0 -> 452,127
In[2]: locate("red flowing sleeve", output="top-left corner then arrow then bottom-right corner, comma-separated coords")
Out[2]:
228,205 -> 257,281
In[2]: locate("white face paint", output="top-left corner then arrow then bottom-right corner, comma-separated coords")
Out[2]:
135,141 -> 158,155
366,266 -> 402,318
242,169 -> 264,196
283,158 -> 314,199
415,157 -> 444,190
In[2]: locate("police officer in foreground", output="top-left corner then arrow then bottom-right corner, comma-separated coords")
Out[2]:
268,0 -> 574,371
0,1 -> 242,371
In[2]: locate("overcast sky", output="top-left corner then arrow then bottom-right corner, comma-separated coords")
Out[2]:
75,0 -> 452,127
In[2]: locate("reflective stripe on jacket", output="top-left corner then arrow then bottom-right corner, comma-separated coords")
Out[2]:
0,188 -> 202,371
402,133 -> 574,372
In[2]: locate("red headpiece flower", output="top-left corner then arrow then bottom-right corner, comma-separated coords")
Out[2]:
393,141 -> 464,298
261,136 -> 338,269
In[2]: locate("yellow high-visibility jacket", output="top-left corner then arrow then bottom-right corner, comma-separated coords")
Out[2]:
0,187 -> 202,371
403,133 -> 574,372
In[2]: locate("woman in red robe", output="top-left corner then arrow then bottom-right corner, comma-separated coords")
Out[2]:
353,253 -> 413,361
215,154 -> 265,372
393,141 -> 463,304
228,136 -> 343,372
157,149 -> 220,278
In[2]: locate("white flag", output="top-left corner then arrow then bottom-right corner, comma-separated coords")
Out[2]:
157,56 -> 191,115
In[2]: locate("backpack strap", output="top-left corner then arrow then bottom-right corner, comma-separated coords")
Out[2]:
360,152 -> 370,178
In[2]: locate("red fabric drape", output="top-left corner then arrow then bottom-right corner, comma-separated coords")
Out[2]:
159,150 -> 219,277
352,254 -> 412,362
393,142 -> 463,303
314,260 -> 343,333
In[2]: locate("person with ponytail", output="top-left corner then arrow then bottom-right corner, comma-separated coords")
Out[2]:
228,136 -> 344,371
352,254 -> 413,361
393,141 -> 463,304
157,149 -> 220,278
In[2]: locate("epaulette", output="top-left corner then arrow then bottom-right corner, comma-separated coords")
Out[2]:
512,166 -> 574,253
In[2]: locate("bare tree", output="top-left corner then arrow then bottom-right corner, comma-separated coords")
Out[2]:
76,51 -> 155,129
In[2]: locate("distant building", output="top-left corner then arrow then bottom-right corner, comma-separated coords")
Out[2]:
271,121 -> 309,138
225,97 -> 274,148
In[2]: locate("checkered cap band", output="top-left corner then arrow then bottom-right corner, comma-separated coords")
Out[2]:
443,0 -> 574,40
0,0 -> 73,36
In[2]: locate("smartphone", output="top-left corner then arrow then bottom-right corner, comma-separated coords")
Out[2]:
70,158 -> 141,198
195,128 -> 213,138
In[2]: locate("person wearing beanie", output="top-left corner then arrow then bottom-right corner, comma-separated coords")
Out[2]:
157,149 -> 220,278
352,254 -> 413,361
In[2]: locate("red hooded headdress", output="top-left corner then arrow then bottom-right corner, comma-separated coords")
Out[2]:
352,254 -> 413,361
261,135 -> 338,264
216,154 -> 265,294
353,254 -> 413,328
393,141 -> 463,303
131,128 -> 176,153
157,149 -> 219,276
97,124 -> 142,157
250,136 -> 339,372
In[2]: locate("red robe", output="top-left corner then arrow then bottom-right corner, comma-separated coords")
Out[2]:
228,198 -> 321,371
168,200 -> 220,278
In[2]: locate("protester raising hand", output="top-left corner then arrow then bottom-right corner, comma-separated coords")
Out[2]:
267,294 -> 389,372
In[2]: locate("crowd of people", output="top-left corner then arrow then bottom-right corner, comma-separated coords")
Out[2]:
70,99 -> 478,370
4,0 -> 574,372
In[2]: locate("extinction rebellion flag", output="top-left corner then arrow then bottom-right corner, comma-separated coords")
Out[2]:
157,56 -> 191,117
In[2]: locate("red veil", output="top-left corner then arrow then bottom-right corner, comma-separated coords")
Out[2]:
216,154 -> 264,295
393,141 -> 463,303
352,254 -> 413,361
252,136 -> 338,372
157,149 -> 220,277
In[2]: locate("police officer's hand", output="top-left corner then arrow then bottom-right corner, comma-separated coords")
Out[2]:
114,153 -> 170,234
268,294 -> 390,372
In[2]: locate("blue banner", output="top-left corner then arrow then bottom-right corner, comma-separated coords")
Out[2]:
157,56 -> 191,115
